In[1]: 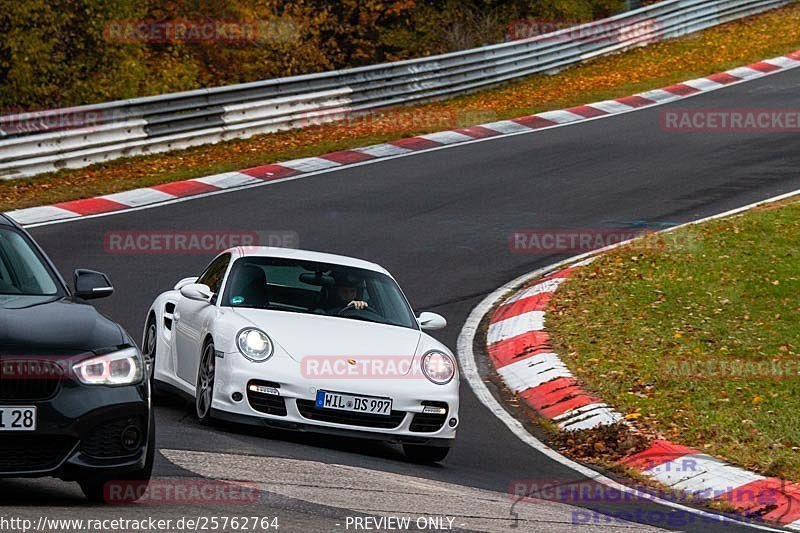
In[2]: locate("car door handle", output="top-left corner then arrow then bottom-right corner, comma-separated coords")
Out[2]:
174,311 -> 180,321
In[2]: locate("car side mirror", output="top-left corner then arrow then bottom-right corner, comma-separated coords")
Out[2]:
180,283 -> 213,303
418,312 -> 447,331
74,269 -> 114,300
174,277 -> 199,290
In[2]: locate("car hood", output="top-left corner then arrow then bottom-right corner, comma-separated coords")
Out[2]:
229,308 -> 422,362
0,297 -> 125,356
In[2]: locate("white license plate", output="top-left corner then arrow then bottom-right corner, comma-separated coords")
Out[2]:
315,391 -> 392,416
0,406 -> 36,431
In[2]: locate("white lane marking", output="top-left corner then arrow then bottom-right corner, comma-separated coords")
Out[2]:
193,172 -> 261,189
558,408 -> 623,431
585,100 -> 635,114
643,454 -> 765,496
501,278 -> 565,306
457,190 -> 800,532
552,402 -> 609,422
419,131 -> 474,145
16,57 -> 800,229
764,56 -> 800,68
497,353 -> 571,392
480,120 -> 533,134
4,205 -> 80,225
353,143 -> 411,157
161,449 -> 664,532
280,157 -> 341,172
102,188 -> 175,207
487,310 -> 545,344
726,67 -> 764,80
535,110 -> 585,124
635,89 -> 681,104
682,78 -> 724,91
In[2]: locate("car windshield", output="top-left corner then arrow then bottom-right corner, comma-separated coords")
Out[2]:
0,227 -> 61,306
221,257 -> 419,330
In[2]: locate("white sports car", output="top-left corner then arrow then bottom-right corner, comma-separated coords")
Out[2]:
143,247 -> 458,462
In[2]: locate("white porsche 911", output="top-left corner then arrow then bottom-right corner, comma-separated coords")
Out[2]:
143,247 -> 459,462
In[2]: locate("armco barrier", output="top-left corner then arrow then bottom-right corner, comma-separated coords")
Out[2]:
0,0 -> 792,179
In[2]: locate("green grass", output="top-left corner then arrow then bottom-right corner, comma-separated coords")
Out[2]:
548,199 -> 800,479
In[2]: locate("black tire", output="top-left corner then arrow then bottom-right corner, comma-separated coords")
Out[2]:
402,444 -> 450,464
195,340 -> 216,425
79,415 -> 155,503
142,315 -> 162,400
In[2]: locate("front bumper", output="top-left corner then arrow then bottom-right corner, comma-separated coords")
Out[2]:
211,408 -> 455,447
0,380 -> 151,480
212,353 -> 459,446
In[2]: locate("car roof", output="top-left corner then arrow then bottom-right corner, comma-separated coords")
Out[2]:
229,246 -> 391,276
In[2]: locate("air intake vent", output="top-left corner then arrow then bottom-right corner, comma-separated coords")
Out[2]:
410,401 -> 448,432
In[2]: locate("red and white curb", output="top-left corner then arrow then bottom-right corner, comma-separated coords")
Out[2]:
6,50 -> 800,227
486,257 -> 800,529
487,265 -> 626,432
622,441 -> 800,528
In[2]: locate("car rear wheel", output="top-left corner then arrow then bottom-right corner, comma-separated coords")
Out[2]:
402,443 -> 450,463
79,415 -> 155,503
195,341 -> 216,424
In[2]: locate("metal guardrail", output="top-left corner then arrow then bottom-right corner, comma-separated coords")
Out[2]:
0,0 -> 791,179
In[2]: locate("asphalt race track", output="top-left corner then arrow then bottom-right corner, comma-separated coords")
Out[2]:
8,66 -> 800,532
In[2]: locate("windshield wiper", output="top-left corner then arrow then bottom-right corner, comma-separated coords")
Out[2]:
340,315 -> 386,325
268,305 -> 311,313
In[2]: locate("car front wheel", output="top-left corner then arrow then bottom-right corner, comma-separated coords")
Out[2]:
195,341 -> 216,424
142,315 -> 164,399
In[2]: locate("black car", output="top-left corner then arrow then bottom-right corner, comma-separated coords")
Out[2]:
0,213 -> 153,501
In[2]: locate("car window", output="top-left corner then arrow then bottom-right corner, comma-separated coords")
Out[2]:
197,253 -> 231,294
0,227 -> 60,298
262,264 -> 316,288
221,257 -> 419,330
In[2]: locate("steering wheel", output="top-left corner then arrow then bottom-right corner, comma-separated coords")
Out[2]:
334,304 -> 382,319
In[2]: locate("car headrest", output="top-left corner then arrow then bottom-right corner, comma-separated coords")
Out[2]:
232,264 -> 266,288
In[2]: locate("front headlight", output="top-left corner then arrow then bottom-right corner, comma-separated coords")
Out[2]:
421,350 -> 456,385
237,328 -> 274,362
73,347 -> 143,386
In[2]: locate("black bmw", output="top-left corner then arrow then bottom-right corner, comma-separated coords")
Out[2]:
0,213 -> 153,501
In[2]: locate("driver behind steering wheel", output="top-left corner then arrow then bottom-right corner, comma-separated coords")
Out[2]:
323,273 -> 368,312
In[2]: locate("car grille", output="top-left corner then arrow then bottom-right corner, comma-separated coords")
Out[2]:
81,416 -> 144,458
296,400 -> 405,429
0,435 -> 76,472
247,380 -> 287,416
0,359 -> 62,401
410,402 -> 449,433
